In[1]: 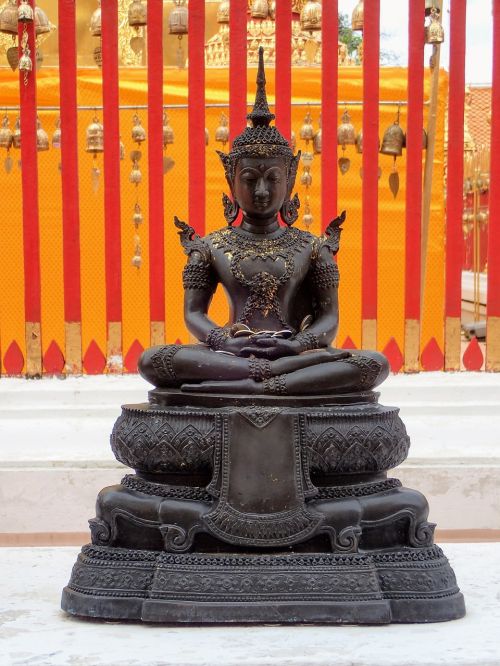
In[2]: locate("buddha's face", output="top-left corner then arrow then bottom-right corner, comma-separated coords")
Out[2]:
233,157 -> 288,221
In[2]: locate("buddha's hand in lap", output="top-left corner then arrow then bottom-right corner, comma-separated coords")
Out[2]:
239,336 -> 301,359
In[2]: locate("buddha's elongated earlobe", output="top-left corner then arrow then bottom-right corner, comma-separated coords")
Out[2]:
222,193 -> 240,226
280,192 -> 300,226
280,152 -> 300,226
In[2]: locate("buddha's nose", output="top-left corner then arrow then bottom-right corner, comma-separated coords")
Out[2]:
255,177 -> 269,199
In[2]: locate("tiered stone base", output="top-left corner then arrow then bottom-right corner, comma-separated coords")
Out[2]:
62,544 -> 465,624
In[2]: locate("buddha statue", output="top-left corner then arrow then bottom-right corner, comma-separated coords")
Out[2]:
139,48 -> 389,397
62,48 -> 464,626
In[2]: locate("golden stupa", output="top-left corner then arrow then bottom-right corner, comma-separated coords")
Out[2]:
205,0 -> 357,67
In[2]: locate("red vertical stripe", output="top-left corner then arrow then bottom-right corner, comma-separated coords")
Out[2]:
321,0 -> 338,229
148,0 -> 165,320
488,0 -> 500,316
405,0 -> 426,321
101,0 -> 122,323
445,0 -> 466,320
229,0 -> 247,143
275,0 -> 291,142
58,0 -> 81,323
188,0 -> 205,236
361,0 -> 380,320
18,4 -> 40,322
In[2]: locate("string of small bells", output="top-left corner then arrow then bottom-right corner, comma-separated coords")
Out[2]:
88,0 -> 188,69
0,0 -> 53,75
0,111 -> 60,173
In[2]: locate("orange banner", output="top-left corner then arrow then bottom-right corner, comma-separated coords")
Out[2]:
0,66 -> 448,373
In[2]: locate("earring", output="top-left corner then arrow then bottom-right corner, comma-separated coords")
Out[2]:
222,193 -> 239,226
280,192 -> 300,226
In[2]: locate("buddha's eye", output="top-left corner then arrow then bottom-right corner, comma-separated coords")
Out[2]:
240,172 -> 257,182
266,169 -> 282,183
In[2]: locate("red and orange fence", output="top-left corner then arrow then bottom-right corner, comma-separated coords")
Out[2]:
0,0 -> 498,376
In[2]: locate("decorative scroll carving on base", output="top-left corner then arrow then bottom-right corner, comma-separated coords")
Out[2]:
301,406 -> 410,475
111,406 -> 219,474
62,545 -> 465,624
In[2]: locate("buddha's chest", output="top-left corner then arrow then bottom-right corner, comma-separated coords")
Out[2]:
209,227 -> 313,292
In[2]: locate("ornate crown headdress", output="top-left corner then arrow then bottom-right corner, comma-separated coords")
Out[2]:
218,46 -> 296,184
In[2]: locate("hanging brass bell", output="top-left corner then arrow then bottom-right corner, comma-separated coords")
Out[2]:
251,0 -> 268,19
90,1 -> 101,37
12,117 -> 21,148
0,0 -> 19,35
169,0 -> 188,35
18,0 -> 34,22
351,0 -> 364,32
313,114 -> 322,154
425,8 -> 444,44
34,6 -> 51,35
36,118 -> 49,152
215,113 -> 229,145
19,52 -> 33,73
380,120 -> 404,157
0,114 -> 13,149
86,116 -> 104,153
217,0 -> 229,24
300,110 -> 314,141
131,113 -> 146,144
128,0 -> 147,28
313,128 -> 322,154
129,168 -> 142,185
52,118 -> 61,148
337,110 -> 356,148
163,113 -> 174,146
300,169 -> 312,187
300,0 -> 322,32
133,203 -> 143,226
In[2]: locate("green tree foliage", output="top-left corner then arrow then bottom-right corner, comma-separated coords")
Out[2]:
338,12 -> 362,57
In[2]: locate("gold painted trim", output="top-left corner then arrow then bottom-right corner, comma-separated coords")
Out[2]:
404,318 -> 420,372
444,316 -> 461,372
361,319 -> 377,350
65,321 -> 82,375
486,316 -> 500,372
150,321 -> 165,346
25,322 -> 42,377
106,321 -> 123,373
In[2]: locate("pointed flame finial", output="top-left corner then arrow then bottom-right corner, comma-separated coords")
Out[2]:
246,47 -> 275,128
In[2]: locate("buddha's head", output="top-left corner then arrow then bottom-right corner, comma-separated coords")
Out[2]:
217,47 -> 300,226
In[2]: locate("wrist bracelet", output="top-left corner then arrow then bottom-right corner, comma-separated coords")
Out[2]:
206,327 -> 230,351
295,331 -> 320,352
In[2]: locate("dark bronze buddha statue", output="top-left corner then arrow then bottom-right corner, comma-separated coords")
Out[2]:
139,49 -> 389,396
62,48 -> 464,625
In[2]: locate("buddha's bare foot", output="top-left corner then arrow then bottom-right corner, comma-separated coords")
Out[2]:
272,350 -> 350,375
181,378 -> 263,394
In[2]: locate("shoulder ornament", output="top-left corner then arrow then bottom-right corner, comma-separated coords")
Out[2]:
174,216 -> 211,262
318,210 -> 346,255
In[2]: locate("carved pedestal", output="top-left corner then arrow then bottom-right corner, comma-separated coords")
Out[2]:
61,390 -> 465,624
